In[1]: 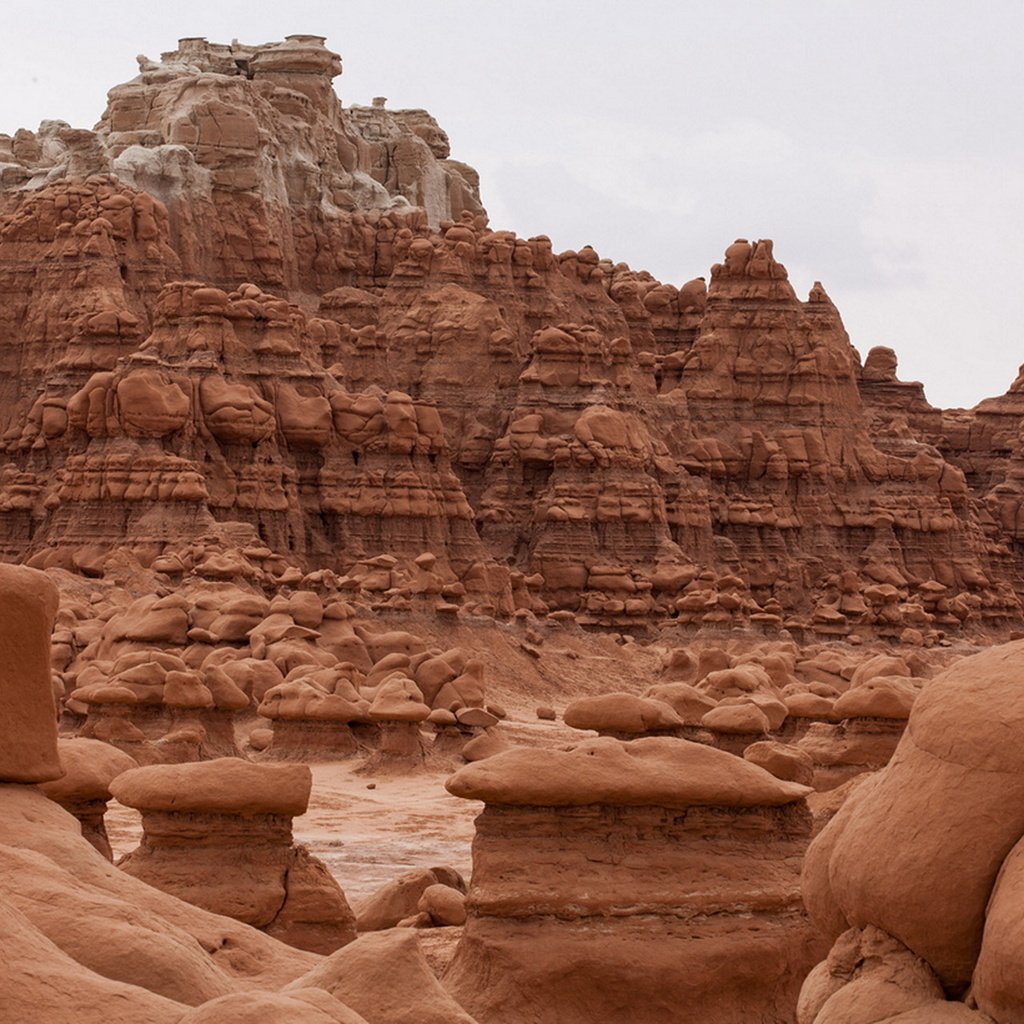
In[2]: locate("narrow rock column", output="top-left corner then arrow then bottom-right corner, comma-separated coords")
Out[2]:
365,674 -> 431,764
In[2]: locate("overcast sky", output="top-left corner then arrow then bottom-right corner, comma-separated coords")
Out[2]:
3,1 -> 1021,409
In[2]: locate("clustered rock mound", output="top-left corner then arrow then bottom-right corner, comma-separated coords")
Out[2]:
0,560 -> 481,1023
560,641 -> 925,792
799,640 -> 1024,1022
0,34 -> 1022,640
0,555 -> 830,1024
42,571 -> 505,764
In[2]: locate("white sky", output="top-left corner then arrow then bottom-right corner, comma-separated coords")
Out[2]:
2,0 -> 1022,409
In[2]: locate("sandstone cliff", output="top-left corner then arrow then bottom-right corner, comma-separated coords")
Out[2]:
0,34 -> 1022,640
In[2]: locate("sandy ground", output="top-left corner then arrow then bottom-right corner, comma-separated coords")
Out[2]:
295,763 -> 479,906
298,715 -> 589,906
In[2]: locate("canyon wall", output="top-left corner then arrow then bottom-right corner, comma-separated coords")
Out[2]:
0,35 -> 1022,639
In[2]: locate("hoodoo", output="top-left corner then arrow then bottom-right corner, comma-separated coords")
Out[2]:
443,736 -> 824,1023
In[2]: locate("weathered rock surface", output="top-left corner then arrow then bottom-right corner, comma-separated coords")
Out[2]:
444,736 -> 825,1023
799,640 -> 1024,1020
796,675 -> 918,790
112,758 -> 358,953
0,558 -> 496,1023
44,572 -> 497,760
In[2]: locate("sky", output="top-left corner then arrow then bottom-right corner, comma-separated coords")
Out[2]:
2,0 -> 1022,409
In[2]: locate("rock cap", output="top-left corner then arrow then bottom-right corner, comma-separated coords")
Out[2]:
563,693 -> 682,733
445,735 -> 810,809
39,738 -> 137,803
110,757 -> 312,815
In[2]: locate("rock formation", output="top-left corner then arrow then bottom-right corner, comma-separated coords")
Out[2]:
70,647 -> 246,763
43,569 -> 497,759
285,929 -> 479,1024
444,736 -> 825,1023
562,691 -> 686,737
0,563 -> 321,1019
0,34 -> 1022,637
799,641 -> 1024,1020
112,758 -> 358,953
796,674 -> 918,790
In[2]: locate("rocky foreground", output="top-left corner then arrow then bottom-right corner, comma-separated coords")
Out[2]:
2,32 -> 1024,1024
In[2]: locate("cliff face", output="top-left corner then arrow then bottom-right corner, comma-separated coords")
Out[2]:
0,34 -> 1022,637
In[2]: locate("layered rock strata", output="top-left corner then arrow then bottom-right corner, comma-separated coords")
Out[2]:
0,563 -> 322,1019
444,735 -> 825,1024
112,758 -> 358,953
